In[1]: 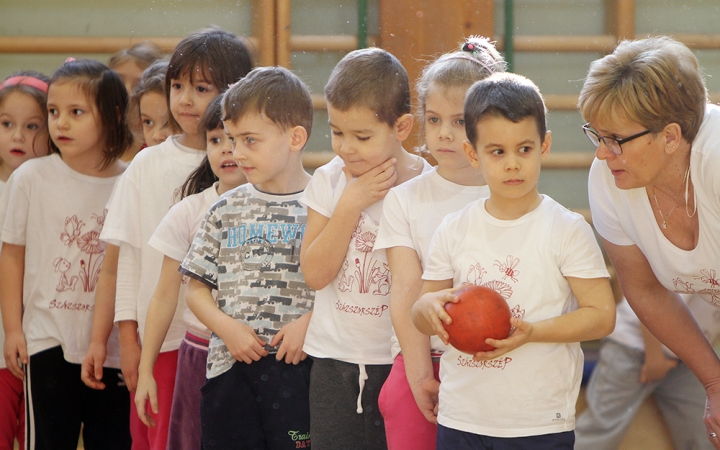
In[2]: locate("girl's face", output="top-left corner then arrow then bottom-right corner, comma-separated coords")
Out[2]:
169,71 -> 218,137
206,127 -> 245,194
424,86 -> 473,175
47,81 -> 105,168
140,91 -> 171,147
0,91 -> 50,178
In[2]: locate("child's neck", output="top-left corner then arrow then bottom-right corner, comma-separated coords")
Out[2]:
485,190 -> 543,220
61,152 -> 126,178
175,132 -> 206,151
436,164 -> 486,187
0,162 -> 13,183
393,146 -> 425,186
255,162 -> 311,195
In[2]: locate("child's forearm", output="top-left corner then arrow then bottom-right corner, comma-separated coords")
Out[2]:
530,276 -> 615,343
138,257 -> 183,376
89,243 -> 119,346
115,242 -> 140,323
0,243 -> 25,335
186,278 -> 232,337
300,206 -> 362,290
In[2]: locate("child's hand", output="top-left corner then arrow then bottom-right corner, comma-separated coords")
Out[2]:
270,313 -> 311,365
341,158 -> 397,212
81,341 -> 107,389
413,288 -> 459,343
409,376 -> 440,424
119,337 -> 141,393
639,353 -> 678,384
135,372 -> 159,427
473,317 -> 532,361
3,331 -> 27,380
221,321 -> 269,364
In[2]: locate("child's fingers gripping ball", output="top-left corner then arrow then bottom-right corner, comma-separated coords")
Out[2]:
443,285 -> 512,354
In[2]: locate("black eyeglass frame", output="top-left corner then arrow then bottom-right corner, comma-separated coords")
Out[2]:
581,123 -> 653,155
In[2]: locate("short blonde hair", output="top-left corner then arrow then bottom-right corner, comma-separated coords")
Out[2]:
579,36 -> 707,143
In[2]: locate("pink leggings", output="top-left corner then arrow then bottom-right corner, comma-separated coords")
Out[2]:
379,354 -> 441,450
0,369 -> 23,450
130,350 -> 178,450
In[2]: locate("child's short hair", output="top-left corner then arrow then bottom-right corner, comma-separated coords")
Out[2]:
165,26 -> 254,133
180,96 -> 224,200
50,59 -> 133,169
108,40 -> 163,71
464,72 -> 547,147
325,47 -> 410,127
222,66 -> 313,140
129,60 -> 168,127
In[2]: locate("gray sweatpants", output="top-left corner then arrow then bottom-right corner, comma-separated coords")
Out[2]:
575,339 -> 712,450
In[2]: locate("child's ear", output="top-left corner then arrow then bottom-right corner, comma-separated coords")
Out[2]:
393,113 -> 414,141
540,131 -> 552,161
289,125 -> 308,152
463,140 -> 481,168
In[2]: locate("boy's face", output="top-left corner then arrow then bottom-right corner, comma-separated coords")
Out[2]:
224,112 -> 296,193
463,115 -> 550,204
327,104 -> 399,177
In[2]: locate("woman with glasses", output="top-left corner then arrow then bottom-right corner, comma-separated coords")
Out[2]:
578,36 -> 720,449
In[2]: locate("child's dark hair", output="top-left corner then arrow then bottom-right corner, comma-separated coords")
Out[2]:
49,59 -> 133,169
223,66 -> 313,141
0,71 -> 50,160
417,37 -> 505,146
129,60 -> 168,126
179,95 -> 223,199
464,73 -> 547,148
165,26 -> 254,134
325,47 -> 410,127
108,40 -> 163,71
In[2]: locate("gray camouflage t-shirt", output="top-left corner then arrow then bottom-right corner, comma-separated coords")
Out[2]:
180,184 -> 314,378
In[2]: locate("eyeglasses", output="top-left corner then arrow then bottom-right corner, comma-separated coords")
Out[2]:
581,123 -> 652,155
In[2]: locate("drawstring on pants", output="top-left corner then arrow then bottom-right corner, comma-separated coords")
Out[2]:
356,364 -> 368,413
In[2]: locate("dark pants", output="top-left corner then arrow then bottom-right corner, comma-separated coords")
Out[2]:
26,346 -> 130,450
309,358 -> 392,450
437,424 -> 574,450
200,355 -> 312,450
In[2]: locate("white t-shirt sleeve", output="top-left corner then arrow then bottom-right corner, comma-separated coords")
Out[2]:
149,198 -> 194,263
101,164 -> 143,248
422,215 -> 456,282
115,241 -> 141,322
559,217 -> 610,279
588,158 -> 634,246
300,160 -> 337,218
0,170 -> 29,245
375,188 -> 414,251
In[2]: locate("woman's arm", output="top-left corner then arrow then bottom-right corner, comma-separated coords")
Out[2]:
0,243 -> 26,380
300,159 -> 397,290
602,238 -> 720,443
134,255 -> 183,426
387,246 -> 439,423
82,243 -> 119,389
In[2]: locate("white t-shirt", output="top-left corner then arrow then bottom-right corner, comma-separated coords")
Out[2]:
375,167 -> 490,358
302,156 -> 432,364
101,136 -> 205,352
609,294 -> 720,357
0,154 -> 122,367
148,183 -> 220,338
423,195 -> 609,437
589,104 -> 720,308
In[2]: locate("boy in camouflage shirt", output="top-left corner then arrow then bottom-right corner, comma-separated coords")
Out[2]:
181,67 -> 315,450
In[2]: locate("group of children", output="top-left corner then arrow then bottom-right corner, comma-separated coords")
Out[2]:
0,23 -> 712,450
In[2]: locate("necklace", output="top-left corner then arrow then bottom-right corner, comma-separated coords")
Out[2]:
651,163 -> 693,229
651,185 -> 675,229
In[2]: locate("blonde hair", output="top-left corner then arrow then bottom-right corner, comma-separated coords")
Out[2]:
579,36 -> 707,142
